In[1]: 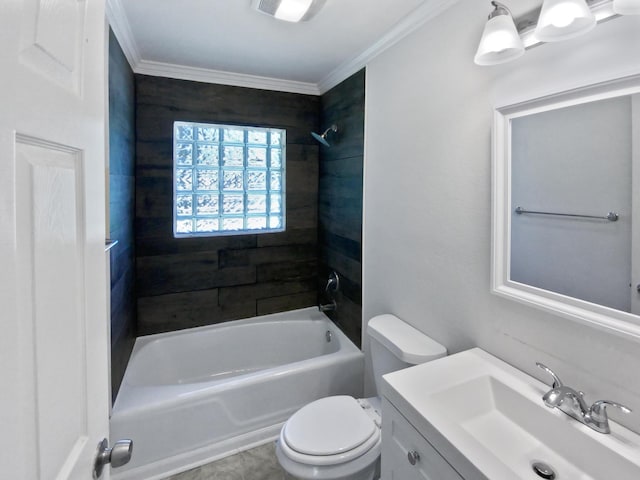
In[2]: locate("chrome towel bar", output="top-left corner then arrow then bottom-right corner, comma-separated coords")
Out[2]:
514,207 -> 619,222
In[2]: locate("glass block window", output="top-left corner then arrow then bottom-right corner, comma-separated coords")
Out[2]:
173,121 -> 286,237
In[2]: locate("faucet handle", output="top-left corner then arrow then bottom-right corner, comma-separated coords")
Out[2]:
589,400 -> 632,418
325,271 -> 340,293
588,400 -> 632,434
536,363 -> 563,389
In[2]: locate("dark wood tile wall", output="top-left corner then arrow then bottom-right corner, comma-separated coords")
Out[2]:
318,70 -> 365,348
108,29 -> 137,401
135,75 -> 321,335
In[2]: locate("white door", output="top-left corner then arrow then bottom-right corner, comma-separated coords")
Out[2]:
0,0 -> 112,479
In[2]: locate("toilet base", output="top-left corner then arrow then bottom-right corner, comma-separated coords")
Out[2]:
285,466 -> 378,480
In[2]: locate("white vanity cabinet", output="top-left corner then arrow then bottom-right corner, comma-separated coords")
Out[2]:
381,349 -> 640,480
381,398 -> 463,480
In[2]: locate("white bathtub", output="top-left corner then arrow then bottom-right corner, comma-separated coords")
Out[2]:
110,307 -> 364,480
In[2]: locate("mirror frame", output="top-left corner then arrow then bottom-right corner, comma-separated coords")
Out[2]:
492,73 -> 640,341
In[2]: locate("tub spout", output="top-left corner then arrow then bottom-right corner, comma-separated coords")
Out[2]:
318,300 -> 337,312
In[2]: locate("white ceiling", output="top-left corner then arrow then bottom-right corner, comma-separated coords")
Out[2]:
108,0 -> 543,94
109,0 -> 445,94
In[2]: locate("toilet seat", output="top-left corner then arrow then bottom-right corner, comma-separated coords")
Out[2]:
279,396 -> 381,466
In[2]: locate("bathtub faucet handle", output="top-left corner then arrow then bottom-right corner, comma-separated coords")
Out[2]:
319,272 -> 339,312
325,271 -> 340,293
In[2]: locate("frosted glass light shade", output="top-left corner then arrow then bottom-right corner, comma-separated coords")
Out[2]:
274,0 -> 313,22
474,14 -> 525,66
613,0 -> 640,14
535,0 -> 596,42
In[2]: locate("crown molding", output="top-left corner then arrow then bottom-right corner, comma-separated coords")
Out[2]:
106,0 -> 141,68
106,0 -> 457,96
134,60 -> 321,95
317,0 -> 460,94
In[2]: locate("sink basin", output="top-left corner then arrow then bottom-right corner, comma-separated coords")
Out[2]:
381,348 -> 640,480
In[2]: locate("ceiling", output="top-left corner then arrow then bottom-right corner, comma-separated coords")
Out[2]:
109,0 -> 439,94
108,0 -> 544,94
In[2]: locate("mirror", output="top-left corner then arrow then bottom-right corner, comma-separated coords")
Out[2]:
492,74 -> 640,340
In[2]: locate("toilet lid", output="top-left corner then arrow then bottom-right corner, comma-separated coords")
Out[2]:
283,396 -> 376,456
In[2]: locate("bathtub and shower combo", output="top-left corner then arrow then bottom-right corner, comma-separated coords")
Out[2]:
110,307 -> 364,480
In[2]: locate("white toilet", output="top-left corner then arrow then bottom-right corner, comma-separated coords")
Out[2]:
275,314 -> 447,480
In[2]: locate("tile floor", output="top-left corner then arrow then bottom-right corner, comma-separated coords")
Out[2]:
164,442 -> 297,480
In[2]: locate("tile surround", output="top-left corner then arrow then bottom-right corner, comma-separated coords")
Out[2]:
109,28 -> 137,401
135,75 -> 321,335
318,69 -> 365,347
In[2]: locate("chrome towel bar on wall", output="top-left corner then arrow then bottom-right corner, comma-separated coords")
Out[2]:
514,207 -> 619,222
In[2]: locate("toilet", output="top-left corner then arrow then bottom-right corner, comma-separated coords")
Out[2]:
275,314 -> 447,480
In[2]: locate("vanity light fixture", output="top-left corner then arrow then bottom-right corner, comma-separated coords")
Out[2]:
476,0 -> 638,66
613,0 -> 640,14
535,0 -> 596,41
474,2 -> 525,66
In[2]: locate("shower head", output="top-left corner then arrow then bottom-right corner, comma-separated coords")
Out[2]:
311,131 -> 331,147
311,124 -> 338,147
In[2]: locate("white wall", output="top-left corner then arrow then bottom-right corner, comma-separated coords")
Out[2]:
363,0 -> 640,434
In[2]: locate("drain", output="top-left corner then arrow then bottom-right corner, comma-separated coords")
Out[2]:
532,461 -> 556,479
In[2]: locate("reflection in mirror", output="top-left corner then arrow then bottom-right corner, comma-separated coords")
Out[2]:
492,74 -> 640,340
510,95 -> 636,313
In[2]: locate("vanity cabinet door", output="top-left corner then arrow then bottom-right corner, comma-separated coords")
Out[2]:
382,399 -> 463,480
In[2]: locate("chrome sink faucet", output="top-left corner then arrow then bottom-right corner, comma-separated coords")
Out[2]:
536,363 -> 632,434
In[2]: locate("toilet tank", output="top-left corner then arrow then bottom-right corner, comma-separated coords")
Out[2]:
367,314 -> 447,396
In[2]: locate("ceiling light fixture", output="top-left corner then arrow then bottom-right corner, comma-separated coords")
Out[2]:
535,0 -> 596,41
251,0 -> 326,23
613,0 -> 640,14
275,0 -> 313,22
474,2 -> 525,66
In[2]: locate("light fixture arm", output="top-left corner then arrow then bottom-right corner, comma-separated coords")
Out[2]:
489,1 -> 513,19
